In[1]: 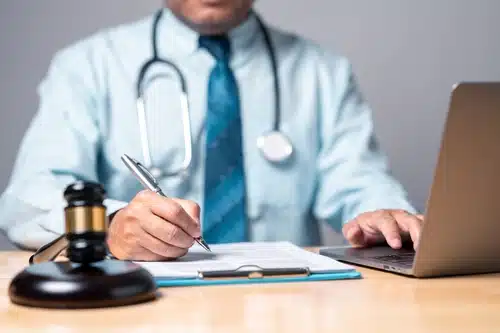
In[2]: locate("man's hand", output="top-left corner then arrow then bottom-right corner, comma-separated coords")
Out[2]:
342,209 -> 424,250
107,190 -> 201,261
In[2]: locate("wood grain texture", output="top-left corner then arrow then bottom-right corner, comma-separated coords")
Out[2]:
1,250 -> 499,333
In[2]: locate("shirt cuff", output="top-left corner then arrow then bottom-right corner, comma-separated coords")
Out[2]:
104,198 -> 127,225
104,199 -> 128,216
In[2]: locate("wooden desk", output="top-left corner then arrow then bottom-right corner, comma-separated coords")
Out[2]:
1,250 -> 499,333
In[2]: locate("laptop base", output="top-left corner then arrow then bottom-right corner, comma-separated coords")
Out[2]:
320,246 -> 415,277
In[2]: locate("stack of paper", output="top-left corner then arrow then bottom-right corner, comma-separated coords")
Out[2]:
134,241 -> 356,280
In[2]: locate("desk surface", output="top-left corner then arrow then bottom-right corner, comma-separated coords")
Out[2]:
1,250 -> 499,333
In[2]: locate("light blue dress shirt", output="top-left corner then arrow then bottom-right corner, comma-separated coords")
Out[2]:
0,9 -> 415,250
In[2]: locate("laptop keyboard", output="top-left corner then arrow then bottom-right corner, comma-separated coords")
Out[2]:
371,252 -> 415,265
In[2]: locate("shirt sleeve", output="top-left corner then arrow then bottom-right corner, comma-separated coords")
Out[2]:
0,48 -> 127,251
312,57 -> 417,230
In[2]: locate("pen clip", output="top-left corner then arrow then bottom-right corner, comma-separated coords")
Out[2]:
197,265 -> 311,280
121,154 -> 163,194
129,156 -> 159,187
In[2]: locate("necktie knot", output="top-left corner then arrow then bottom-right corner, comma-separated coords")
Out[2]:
199,35 -> 231,63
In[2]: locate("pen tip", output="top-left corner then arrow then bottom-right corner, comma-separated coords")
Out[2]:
198,239 -> 211,252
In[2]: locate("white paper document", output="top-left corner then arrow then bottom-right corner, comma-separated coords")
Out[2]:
134,241 -> 354,279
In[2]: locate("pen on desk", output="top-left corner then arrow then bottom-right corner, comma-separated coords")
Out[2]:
121,153 -> 211,252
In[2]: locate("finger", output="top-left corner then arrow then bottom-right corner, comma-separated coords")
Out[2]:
108,232 -> 163,261
342,221 -> 367,247
137,227 -> 189,259
140,213 -> 194,249
393,211 -> 423,250
375,213 -> 402,249
133,244 -> 172,262
136,191 -> 201,237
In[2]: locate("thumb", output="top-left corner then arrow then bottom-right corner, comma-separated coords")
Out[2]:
342,222 -> 367,248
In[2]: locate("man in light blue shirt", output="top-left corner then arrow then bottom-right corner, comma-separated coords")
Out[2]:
0,0 -> 423,260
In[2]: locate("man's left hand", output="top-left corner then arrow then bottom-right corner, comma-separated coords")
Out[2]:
342,209 -> 424,250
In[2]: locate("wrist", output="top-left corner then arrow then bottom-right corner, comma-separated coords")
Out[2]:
108,209 -> 121,225
105,210 -> 121,259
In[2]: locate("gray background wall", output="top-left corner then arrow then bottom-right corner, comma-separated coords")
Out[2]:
0,0 -> 499,249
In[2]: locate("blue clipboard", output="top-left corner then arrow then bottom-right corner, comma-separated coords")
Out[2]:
154,266 -> 362,288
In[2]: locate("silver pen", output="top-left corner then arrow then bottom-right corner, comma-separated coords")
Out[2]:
121,153 -> 211,252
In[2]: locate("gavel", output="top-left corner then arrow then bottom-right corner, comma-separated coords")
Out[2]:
8,181 -> 157,309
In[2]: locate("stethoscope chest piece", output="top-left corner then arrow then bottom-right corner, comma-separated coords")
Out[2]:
257,131 -> 294,163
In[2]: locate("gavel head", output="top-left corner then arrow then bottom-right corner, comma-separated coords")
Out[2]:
63,181 -> 108,264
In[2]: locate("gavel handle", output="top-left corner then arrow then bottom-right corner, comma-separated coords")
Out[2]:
29,234 -> 69,265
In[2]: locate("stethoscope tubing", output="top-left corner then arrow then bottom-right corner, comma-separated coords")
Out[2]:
135,9 -> 287,178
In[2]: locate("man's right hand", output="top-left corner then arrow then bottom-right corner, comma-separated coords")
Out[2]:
107,190 -> 201,261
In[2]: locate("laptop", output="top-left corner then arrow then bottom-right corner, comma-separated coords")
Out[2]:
320,82 -> 500,278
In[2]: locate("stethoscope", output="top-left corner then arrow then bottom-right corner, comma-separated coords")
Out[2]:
136,10 -> 293,180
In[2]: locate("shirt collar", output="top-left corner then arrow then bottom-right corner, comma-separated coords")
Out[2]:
157,8 -> 261,66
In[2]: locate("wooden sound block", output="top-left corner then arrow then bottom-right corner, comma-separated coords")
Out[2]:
8,260 -> 157,309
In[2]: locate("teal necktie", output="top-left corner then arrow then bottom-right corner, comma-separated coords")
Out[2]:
199,35 -> 248,244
